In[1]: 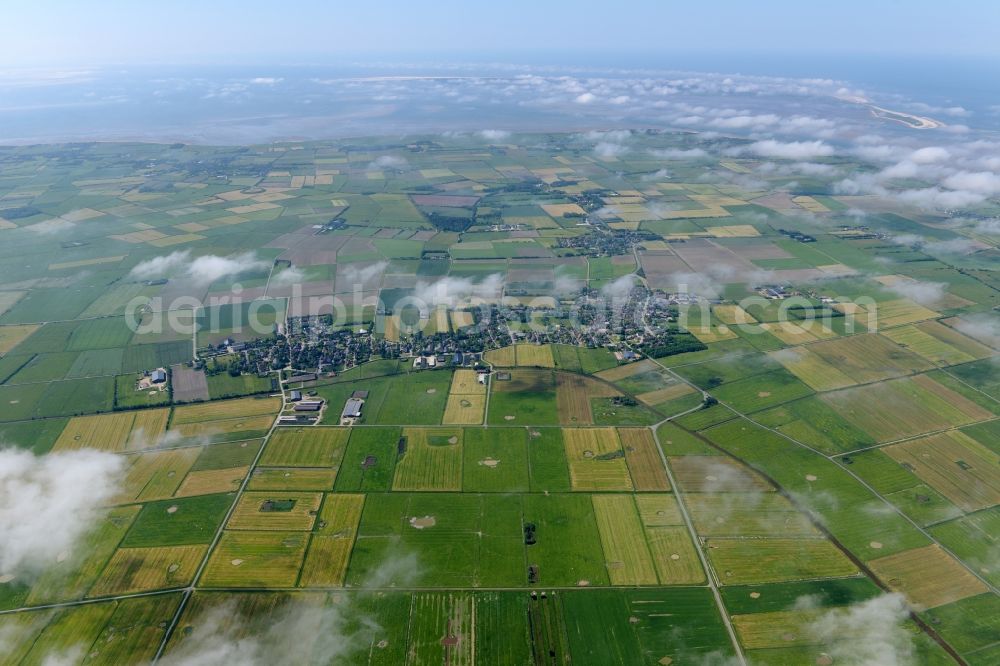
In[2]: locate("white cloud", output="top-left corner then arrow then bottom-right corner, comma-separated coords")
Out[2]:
269,266 -> 306,287
806,594 -> 914,666
129,250 -> 191,279
594,142 -> 627,158
709,113 -> 780,130
478,129 -> 510,141
650,147 -> 707,159
411,274 -> 503,308
130,251 -> 270,286
600,274 -> 638,301
909,146 -> 950,164
0,449 -> 123,578
574,92 -> 596,104
942,171 -> 1000,196
885,277 -> 947,306
749,140 -> 834,160
368,155 -> 408,170
159,550 -> 420,665
187,253 -> 270,286
339,260 -> 388,288
952,314 -> 1000,349
895,187 -> 986,210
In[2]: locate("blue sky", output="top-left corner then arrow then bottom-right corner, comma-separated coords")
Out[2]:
2,0 -> 999,66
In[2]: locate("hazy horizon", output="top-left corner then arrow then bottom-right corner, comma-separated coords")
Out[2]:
5,1 -> 1000,66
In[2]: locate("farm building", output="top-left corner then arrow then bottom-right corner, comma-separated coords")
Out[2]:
290,390 -> 302,402
294,400 -> 324,412
287,373 -> 317,383
150,369 -> 167,384
341,398 -> 364,420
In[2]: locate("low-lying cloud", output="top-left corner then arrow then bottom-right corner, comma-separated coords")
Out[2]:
0,448 -> 124,578
411,273 -> 503,308
130,250 -> 270,286
806,593 -> 914,666
368,155 -> 408,171
749,140 -> 835,160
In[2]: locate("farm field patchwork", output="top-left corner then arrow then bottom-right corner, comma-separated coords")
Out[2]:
1,133 -> 998,663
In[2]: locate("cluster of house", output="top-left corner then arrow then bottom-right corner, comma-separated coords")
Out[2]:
756,285 -> 794,300
412,351 -> 483,370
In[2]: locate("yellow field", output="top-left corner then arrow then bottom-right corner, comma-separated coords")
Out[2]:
171,396 -> 281,424
443,393 -> 486,425
170,414 -> 275,440
299,494 -> 364,587
592,495 -> 658,585
635,383 -> 696,406
685,493 -> 816,537
53,412 -> 136,453
563,428 -> 633,491
881,320 -> 994,365
713,304 -> 757,325
774,333 -> 932,390
111,229 -> 165,243
89,545 -> 206,596
0,291 -> 25,316
227,491 -> 322,531
885,431 -> 1000,513
732,609 -> 825,649
556,373 -> 618,425
201,531 -> 308,587
769,347 -> 854,391
515,343 -> 555,367
635,494 -> 685,526
226,202 -> 281,215
149,233 -> 205,247
450,310 -> 476,330
541,203 -> 587,217
705,537 -> 859,585
867,544 -> 988,609
791,195 -> 830,212
659,205 -> 730,220
127,408 -> 170,450
720,161 -> 753,174
174,466 -> 249,497
759,321 -> 823,345
687,324 -> 739,343
449,368 -> 487,395
247,468 -> 336,491
874,299 -> 939,328
393,427 -> 464,491
426,306 -> 451,335
821,374 -> 992,442
48,255 -> 125,270
668,456 -> 774,493
645,526 -> 705,584
113,448 -> 200,504
484,345 -> 516,367
595,359 -> 656,382
706,224 -> 760,238
618,428 -> 670,491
